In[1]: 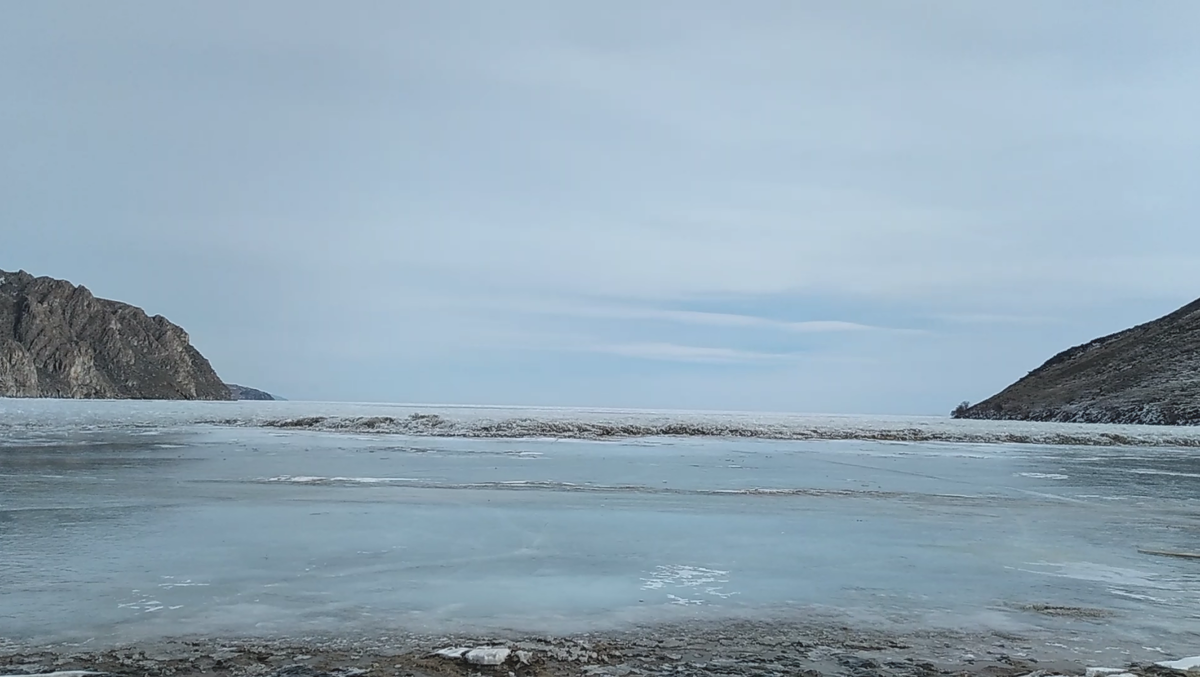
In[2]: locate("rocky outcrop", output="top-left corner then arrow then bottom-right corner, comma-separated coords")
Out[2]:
0,269 -> 231,400
225,383 -> 278,400
955,297 -> 1200,425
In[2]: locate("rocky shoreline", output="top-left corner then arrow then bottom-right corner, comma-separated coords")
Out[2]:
3,622 -> 1197,677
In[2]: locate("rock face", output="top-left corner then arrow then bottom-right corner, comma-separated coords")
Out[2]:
0,269 -> 231,400
225,383 -> 278,401
955,297 -> 1200,425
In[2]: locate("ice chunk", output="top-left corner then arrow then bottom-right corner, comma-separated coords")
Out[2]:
433,646 -> 511,666
465,647 -> 511,666
1156,657 -> 1200,672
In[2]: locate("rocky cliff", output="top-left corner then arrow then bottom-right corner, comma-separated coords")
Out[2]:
0,269 -> 231,400
955,297 -> 1200,425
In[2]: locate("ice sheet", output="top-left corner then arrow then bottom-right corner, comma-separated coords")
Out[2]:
2,399 -> 1199,660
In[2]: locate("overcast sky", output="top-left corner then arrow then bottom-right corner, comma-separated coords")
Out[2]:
3,2 -> 1198,413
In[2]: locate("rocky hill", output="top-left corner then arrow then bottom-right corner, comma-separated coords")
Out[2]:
225,383 -> 278,401
954,297 -> 1200,425
0,269 -> 231,400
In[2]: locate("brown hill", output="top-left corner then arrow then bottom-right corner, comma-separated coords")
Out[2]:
955,298 -> 1200,425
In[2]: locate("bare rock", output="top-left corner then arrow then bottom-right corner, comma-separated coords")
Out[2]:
0,270 -> 230,400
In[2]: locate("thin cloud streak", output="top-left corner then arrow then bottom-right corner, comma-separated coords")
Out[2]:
587,342 -> 804,364
587,307 -> 883,333
931,313 -> 1062,326
502,300 -> 904,334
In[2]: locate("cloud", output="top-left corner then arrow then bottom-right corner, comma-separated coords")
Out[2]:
587,342 -> 802,364
3,2 -> 1200,410
510,301 -> 892,333
932,313 -> 1061,326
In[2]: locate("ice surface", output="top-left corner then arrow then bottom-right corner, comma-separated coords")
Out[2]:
263,476 -> 421,484
2,399 -> 1199,660
1015,562 -> 1179,590
640,566 -> 737,604
1126,468 -> 1200,478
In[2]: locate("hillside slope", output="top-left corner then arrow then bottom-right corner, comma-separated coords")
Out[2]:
955,298 -> 1200,425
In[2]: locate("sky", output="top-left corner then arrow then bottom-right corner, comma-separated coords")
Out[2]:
2,2 -> 1199,413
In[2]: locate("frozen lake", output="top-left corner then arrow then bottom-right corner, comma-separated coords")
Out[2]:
1,400 -> 1198,659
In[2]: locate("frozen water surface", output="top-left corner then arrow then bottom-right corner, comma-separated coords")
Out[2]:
1,400 -> 1199,657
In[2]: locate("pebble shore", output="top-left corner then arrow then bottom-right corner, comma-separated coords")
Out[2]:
4,621 -> 1197,677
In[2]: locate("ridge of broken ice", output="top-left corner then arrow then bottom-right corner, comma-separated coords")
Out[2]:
246,411 -> 1200,448
7,399 -> 1200,447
